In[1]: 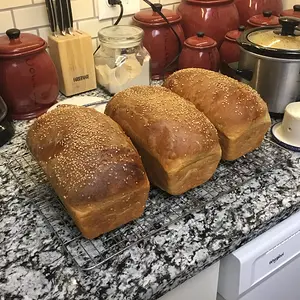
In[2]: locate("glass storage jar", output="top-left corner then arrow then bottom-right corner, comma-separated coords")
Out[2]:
94,25 -> 151,94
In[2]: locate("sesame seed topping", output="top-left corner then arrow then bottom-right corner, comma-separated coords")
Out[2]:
105,86 -> 220,164
27,105 -> 148,205
163,68 -> 269,137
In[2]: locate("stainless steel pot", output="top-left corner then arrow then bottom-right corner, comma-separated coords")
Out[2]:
236,17 -> 300,114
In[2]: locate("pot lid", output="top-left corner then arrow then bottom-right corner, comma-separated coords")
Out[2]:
184,32 -> 217,49
281,4 -> 300,18
133,3 -> 181,25
247,10 -> 279,27
225,26 -> 245,42
247,18 -> 300,50
0,28 -> 46,57
238,17 -> 300,59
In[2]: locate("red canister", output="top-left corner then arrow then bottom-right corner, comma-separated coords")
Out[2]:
133,4 -> 185,79
179,32 -> 220,71
234,0 -> 283,26
177,0 -> 239,48
0,28 -> 58,120
219,26 -> 245,78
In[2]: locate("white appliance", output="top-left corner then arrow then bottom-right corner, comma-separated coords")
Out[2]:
158,262 -> 220,300
218,210 -> 300,300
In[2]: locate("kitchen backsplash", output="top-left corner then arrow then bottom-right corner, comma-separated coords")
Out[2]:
0,0 -> 297,52
0,0 -> 180,52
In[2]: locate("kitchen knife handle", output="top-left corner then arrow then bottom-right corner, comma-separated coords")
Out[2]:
45,0 -> 57,35
62,0 -> 73,34
65,0 -> 73,31
56,0 -> 66,35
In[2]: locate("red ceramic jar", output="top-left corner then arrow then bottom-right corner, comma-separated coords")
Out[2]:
0,29 -> 58,120
178,32 -> 220,71
177,0 -> 239,48
281,5 -> 300,18
133,4 -> 185,80
247,10 -> 279,28
219,26 -> 245,77
234,0 -> 283,26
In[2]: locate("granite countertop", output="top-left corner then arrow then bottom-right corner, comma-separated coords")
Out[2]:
1,88 -> 300,300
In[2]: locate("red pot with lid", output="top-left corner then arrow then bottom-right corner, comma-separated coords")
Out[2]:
219,26 -> 245,77
0,28 -> 58,120
247,10 -> 279,28
234,0 -> 283,26
133,3 -> 185,79
178,32 -> 220,71
177,0 -> 239,48
281,5 -> 300,18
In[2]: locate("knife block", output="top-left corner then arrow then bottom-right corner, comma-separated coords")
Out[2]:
48,30 -> 97,96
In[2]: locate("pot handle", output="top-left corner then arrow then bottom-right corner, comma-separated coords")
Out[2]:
228,62 -> 253,82
278,17 -> 300,36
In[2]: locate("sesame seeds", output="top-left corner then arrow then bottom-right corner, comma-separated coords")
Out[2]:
27,105 -> 148,205
105,86 -> 220,163
163,68 -> 269,135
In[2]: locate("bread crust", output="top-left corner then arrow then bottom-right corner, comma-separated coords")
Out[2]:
164,68 -> 271,160
105,86 -> 222,195
27,105 -> 150,239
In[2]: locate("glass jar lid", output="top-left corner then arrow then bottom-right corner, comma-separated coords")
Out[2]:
98,25 -> 144,48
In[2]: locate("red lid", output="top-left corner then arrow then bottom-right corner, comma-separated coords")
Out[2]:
184,32 -> 217,49
0,28 -> 46,58
133,3 -> 181,26
225,26 -> 245,42
281,5 -> 300,18
247,10 -> 279,27
187,0 -> 233,5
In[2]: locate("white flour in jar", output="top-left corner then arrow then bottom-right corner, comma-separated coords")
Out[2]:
95,54 -> 150,94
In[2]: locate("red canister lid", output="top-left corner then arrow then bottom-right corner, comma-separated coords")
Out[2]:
133,3 -> 181,26
187,0 -> 233,4
184,32 -> 217,49
247,11 -> 279,27
0,28 -> 46,58
225,26 -> 245,42
281,5 -> 300,18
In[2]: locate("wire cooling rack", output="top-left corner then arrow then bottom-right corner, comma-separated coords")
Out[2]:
4,131 -> 291,271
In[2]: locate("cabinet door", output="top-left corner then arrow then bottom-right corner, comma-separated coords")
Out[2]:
158,262 -> 220,300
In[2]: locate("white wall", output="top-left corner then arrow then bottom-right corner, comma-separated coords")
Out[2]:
283,0 -> 298,9
0,0 -> 180,52
0,0 -> 297,52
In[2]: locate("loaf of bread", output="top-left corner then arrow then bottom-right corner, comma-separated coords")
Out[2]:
105,86 -> 222,195
27,105 -> 150,239
164,68 -> 271,160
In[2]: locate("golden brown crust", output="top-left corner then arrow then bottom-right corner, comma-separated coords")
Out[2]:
164,68 -> 271,160
105,86 -> 222,195
27,105 -> 150,239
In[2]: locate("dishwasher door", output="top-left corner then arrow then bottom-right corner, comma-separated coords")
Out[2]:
239,253 -> 300,300
218,210 -> 300,300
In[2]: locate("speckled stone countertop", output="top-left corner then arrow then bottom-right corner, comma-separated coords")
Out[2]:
1,88 -> 300,300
